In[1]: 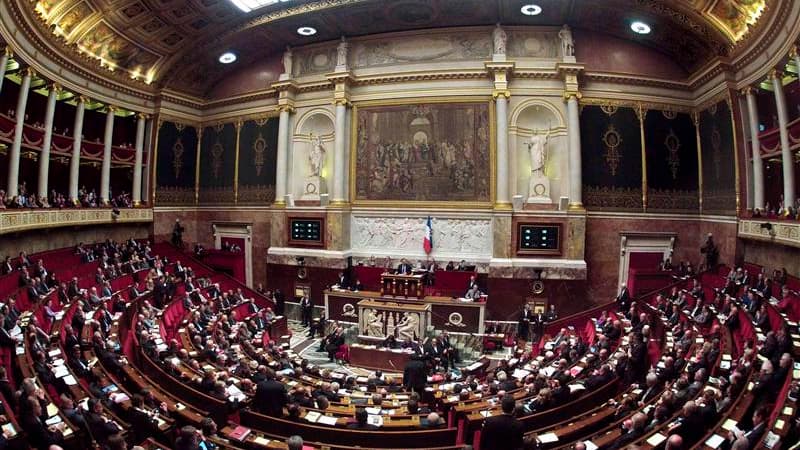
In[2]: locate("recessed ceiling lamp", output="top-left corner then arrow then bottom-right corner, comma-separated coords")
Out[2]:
297,26 -> 317,36
219,52 -> 237,64
630,21 -> 651,34
520,4 -> 542,16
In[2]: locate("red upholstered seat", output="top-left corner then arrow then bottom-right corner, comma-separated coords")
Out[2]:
335,344 -> 350,362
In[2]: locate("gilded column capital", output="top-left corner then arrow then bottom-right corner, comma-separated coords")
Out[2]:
49,82 -> 62,94
77,95 -> 89,104
106,105 -> 117,114
333,98 -> 351,107
768,69 -> 784,81
563,91 -> 582,101
22,67 -> 35,78
740,86 -> 756,96
789,45 -> 798,59
492,90 -> 511,100
277,104 -> 296,114
2,47 -> 12,58
136,112 -> 149,121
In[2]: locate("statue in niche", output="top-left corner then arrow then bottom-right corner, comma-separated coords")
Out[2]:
526,127 -> 553,203
282,46 -> 293,75
527,128 -> 550,176
308,134 -> 326,177
558,25 -> 574,58
365,309 -> 384,337
336,36 -> 348,68
492,24 -> 507,56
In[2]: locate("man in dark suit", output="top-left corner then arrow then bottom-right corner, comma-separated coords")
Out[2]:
606,412 -> 647,450
300,294 -> 312,327
335,272 -> 349,289
254,369 -> 288,417
481,396 -> 524,450
517,304 -> 534,341
324,327 -> 345,362
403,356 -> 428,396
397,258 -> 413,275
616,284 -> 631,310
425,337 -> 445,369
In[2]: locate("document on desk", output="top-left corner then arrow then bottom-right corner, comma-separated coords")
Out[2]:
367,415 -> 384,427
537,433 -> 559,443
646,433 -> 667,447
317,415 -> 338,426
304,411 -> 321,423
705,434 -> 726,449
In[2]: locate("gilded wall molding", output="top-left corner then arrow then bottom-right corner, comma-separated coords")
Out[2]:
0,208 -> 153,235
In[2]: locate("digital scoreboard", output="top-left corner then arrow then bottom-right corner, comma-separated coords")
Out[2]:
288,218 -> 324,247
517,224 -> 561,255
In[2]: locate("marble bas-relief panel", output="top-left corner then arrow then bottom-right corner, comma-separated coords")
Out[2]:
351,32 -> 492,68
351,216 -> 492,259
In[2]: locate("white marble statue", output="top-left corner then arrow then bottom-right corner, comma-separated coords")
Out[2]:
527,128 -> 550,175
336,36 -> 348,68
558,25 -> 574,58
282,46 -> 293,75
492,24 -> 507,56
308,135 -> 326,176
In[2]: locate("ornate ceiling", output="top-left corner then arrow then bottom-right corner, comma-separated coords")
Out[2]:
16,0 -> 772,97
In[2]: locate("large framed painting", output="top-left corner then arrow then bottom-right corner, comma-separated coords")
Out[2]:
351,98 -> 494,206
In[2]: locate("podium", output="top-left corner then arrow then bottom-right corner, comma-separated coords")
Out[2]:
380,272 -> 424,298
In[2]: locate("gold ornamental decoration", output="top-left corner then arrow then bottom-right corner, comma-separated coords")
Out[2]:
211,139 -> 224,179
665,129 -> 681,180
602,125 -> 623,176
172,139 -> 184,179
253,132 -> 267,176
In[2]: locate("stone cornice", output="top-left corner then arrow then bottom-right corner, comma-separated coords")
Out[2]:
0,208 -> 153,235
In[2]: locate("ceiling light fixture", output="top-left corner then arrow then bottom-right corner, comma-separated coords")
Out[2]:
520,4 -> 542,16
219,52 -> 237,64
227,0 -> 280,13
630,21 -> 651,34
297,26 -> 317,36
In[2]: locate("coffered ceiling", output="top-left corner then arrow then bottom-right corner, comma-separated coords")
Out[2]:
14,0 -> 773,97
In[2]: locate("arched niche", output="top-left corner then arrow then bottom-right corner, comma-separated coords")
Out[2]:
509,100 -> 569,205
291,109 -> 335,200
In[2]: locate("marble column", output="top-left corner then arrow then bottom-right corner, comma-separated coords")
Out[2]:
744,88 -> 764,210
37,84 -> 59,199
68,97 -> 86,203
0,48 -> 10,95
495,93 -> 510,207
100,107 -> 115,204
6,68 -> 32,197
566,93 -> 583,208
274,106 -> 291,205
332,100 -> 348,204
772,71 -> 796,206
132,113 -> 146,206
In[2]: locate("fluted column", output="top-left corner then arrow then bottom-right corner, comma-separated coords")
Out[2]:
0,48 -> 10,95
100,107 -> 115,204
332,100 -> 348,204
6,68 -> 32,197
771,70 -> 796,207
566,93 -> 583,208
37,83 -> 59,198
744,88 -> 764,210
132,113 -> 146,206
68,96 -> 86,203
495,92 -> 510,207
274,106 -> 291,206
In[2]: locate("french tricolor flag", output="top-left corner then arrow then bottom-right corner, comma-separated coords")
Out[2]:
423,216 -> 433,254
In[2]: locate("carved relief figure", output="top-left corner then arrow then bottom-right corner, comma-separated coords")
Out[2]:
365,310 -> 384,337
492,24 -> 507,55
396,312 -> 419,341
558,25 -> 574,57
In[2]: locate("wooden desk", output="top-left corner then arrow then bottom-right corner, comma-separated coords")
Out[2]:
325,290 -> 485,334
349,344 -> 413,372
381,273 -> 424,298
